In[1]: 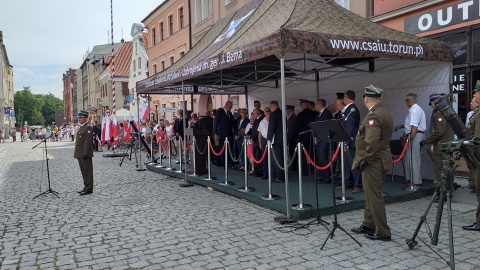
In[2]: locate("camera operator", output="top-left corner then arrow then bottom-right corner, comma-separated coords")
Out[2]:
463,80 -> 480,231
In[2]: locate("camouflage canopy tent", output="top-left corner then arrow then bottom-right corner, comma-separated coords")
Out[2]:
137,0 -> 453,183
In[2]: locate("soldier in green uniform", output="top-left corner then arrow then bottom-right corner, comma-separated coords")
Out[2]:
463,80 -> 480,231
421,94 -> 454,183
351,85 -> 393,241
74,111 -> 94,196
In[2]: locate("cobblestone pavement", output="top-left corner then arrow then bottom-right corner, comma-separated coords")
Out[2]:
1,141 -> 480,270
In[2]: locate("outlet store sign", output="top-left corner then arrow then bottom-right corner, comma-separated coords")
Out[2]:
404,0 -> 480,34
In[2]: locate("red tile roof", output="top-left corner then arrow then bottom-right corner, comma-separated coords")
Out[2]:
103,41 -> 132,77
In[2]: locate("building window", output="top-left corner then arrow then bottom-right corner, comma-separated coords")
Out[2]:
138,57 -> 141,69
159,22 -> 164,41
179,51 -> 185,58
160,61 -> 165,71
334,0 -> 349,10
473,29 -> 480,64
171,102 -> 176,117
133,60 -> 136,71
122,82 -> 129,96
170,56 -> 175,66
152,27 -> 156,45
162,103 -> 166,118
135,43 -> 138,54
153,64 -> 157,74
168,14 -> 174,35
225,0 -> 235,5
179,7 -> 184,29
195,0 -> 211,24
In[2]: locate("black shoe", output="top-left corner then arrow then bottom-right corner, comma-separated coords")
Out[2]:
351,225 -> 375,235
77,190 -> 85,194
79,191 -> 92,196
261,175 -> 268,179
462,223 -> 480,231
365,233 -> 391,241
273,179 -> 285,183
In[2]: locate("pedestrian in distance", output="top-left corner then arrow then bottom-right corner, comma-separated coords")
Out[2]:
74,110 -> 94,196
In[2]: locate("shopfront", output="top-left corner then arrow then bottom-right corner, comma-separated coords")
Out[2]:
373,0 -> 480,118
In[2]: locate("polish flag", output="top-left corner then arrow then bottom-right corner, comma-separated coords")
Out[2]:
139,102 -> 151,121
123,118 -> 129,142
104,115 -> 111,144
101,115 -> 106,144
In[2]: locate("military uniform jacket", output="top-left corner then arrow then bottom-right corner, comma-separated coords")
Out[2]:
468,109 -> 480,138
74,124 -> 94,159
353,103 -> 393,170
425,110 -> 454,154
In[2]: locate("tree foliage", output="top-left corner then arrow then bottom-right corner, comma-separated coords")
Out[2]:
14,86 -> 63,126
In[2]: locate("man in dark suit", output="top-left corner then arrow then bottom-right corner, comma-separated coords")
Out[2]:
214,101 -> 235,168
286,105 -> 297,171
267,101 -> 284,182
74,111 -> 94,196
174,109 -> 188,163
254,100 -> 264,116
341,90 -> 362,193
92,121 -> 99,151
296,99 -> 316,175
314,99 -> 333,183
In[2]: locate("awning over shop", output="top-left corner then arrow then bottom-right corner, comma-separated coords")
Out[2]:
137,0 -> 452,95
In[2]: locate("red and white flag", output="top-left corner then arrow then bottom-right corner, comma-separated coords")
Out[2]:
104,115 -> 111,144
139,102 -> 151,121
101,115 -> 106,144
112,114 -> 119,145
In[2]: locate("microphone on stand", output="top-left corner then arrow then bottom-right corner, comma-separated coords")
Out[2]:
343,108 -> 356,121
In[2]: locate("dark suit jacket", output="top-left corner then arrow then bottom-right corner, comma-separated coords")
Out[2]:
267,108 -> 283,145
341,103 -> 360,149
250,115 -> 264,145
173,117 -> 186,139
314,109 -> 333,142
287,113 -> 297,145
196,116 -> 214,139
296,108 -> 316,145
214,108 -> 234,138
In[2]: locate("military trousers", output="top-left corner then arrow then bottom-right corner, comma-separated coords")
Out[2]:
78,158 -> 94,192
472,168 -> 480,224
362,160 -> 391,237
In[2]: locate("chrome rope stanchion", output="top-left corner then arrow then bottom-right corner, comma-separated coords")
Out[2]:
262,140 -> 279,200
219,137 -> 233,186
405,135 -> 417,191
165,137 -> 173,170
292,142 -> 311,210
189,136 -> 197,177
204,136 -> 214,180
336,142 -> 353,203
147,132 -> 155,165
156,137 -> 165,168
175,137 -> 183,173
239,140 -> 254,192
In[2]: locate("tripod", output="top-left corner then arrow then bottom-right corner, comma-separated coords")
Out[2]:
119,136 -> 139,168
32,137 -> 59,199
309,120 -> 361,249
294,131 -> 330,231
405,141 -> 466,270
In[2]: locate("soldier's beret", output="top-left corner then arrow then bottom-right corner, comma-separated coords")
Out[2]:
77,111 -> 89,118
363,85 -> 383,98
428,93 -> 442,105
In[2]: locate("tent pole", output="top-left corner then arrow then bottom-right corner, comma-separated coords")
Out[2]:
279,57 -> 295,223
180,80 -> 193,187
316,71 -> 320,101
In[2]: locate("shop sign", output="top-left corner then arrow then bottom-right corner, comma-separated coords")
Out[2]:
404,0 -> 480,34
453,70 -> 466,92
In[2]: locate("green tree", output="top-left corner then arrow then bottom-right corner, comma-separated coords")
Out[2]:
40,93 -> 63,125
14,86 -> 45,126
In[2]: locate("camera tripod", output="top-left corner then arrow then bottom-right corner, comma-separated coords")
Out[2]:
405,140 -> 476,270
119,137 -> 139,168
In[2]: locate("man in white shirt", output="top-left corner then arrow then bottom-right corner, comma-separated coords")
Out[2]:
466,99 -> 478,127
257,107 -> 271,179
394,93 -> 427,187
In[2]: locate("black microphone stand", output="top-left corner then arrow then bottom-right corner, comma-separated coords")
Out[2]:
33,136 -> 59,199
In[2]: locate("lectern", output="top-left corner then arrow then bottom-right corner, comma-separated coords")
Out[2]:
185,128 -> 210,175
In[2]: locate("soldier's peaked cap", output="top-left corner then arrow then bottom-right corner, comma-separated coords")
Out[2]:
286,105 -> 295,110
77,111 -> 89,118
336,92 -> 345,99
299,99 -> 309,103
474,80 -> 480,92
363,85 -> 383,98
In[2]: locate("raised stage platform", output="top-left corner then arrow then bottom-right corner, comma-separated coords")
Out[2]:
146,161 -> 435,219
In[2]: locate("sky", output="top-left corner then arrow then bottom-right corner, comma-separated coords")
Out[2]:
0,0 -> 163,99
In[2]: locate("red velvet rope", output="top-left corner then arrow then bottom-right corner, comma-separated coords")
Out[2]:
209,141 -> 226,156
303,146 -> 341,170
247,146 -> 268,164
181,139 -> 193,150
393,140 -> 409,163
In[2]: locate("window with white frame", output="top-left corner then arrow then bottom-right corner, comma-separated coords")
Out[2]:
334,0 -> 350,10
195,0 -> 211,24
225,0 -> 236,6
138,57 -> 141,69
